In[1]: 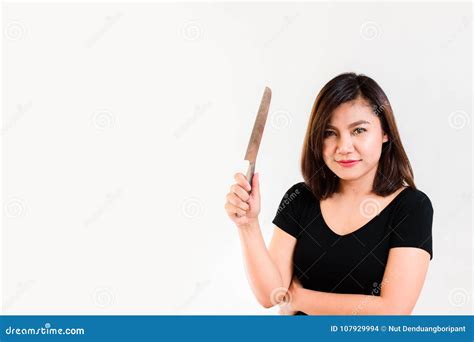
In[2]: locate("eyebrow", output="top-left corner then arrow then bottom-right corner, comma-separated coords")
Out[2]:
326,120 -> 371,130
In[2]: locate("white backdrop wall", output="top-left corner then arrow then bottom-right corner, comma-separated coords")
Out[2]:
2,1 -> 472,315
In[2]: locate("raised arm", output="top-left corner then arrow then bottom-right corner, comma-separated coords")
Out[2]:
225,172 -> 297,308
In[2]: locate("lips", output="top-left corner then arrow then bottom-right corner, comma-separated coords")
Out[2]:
337,159 -> 361,167
338,160 -> 360,163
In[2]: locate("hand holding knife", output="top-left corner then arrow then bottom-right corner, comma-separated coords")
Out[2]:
224,87 -> 272,223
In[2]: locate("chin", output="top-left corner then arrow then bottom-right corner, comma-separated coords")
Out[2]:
337,174 -> 361,181
333,168 -> 365,180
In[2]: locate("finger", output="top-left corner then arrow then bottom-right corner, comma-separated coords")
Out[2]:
230,184 -> 250,202
234,172 -> 251,192
225,202 -> 246,217
226,193 -> 250,210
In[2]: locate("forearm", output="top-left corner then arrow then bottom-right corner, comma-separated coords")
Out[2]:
237,219 -> 284,308
295,288 -> 391,315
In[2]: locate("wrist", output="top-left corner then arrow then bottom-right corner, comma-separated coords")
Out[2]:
238,217 -> 259,229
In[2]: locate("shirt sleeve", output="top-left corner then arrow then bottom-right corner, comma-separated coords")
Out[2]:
389,194 -> 434,260
272,183 -> 304,238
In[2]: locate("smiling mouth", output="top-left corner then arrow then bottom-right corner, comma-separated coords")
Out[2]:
336,160 -> 361,167
336,159 -> 361,163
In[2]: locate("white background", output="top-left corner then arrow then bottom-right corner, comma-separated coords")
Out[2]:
2,1 -> 472,315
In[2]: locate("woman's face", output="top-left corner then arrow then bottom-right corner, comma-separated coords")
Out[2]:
322,97 -> 388,181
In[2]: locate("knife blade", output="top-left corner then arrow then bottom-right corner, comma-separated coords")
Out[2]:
244,86 -> 272,192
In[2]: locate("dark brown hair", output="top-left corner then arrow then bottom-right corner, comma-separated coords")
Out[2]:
301,72 -> 416,200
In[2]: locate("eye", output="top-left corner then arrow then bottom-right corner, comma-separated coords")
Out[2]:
323,130 -> 335,138
323,128 -> 366,138
353,127 -> 367,135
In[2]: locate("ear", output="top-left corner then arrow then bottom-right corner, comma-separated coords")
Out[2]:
382,132 -> 389,143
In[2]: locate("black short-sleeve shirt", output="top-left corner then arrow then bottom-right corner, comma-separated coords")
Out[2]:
272,182 -> 434,315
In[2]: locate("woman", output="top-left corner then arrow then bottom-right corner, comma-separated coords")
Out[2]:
224,72 -> 434,315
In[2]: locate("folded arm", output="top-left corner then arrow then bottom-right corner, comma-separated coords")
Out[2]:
286,247 -> 430,315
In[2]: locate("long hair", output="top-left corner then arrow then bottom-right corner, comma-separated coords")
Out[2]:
301,72 -> 416,200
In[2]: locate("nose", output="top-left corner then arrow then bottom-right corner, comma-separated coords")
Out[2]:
336,133 -> 355,154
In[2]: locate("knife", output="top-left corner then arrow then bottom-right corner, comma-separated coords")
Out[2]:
244,86 -> 272,192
